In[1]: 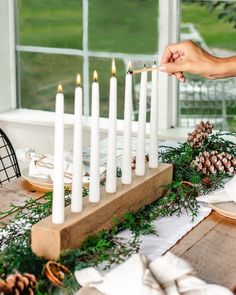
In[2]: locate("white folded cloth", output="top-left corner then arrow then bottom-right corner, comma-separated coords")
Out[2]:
16,148 -> 74,163
149,252 -> 233,295
75,252 -> 233,295
75,253 -> 164,295
16,148 -> 45,162
29,157 -> 74,183
197,175 -> 236,204
17,148 -> 106,184
17,148 -> 77,183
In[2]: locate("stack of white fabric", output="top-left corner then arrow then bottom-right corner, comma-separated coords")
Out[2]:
197,175 -> 236,204
16,148 -> 106,184
75,252 -> 233,295
16,148 -> 75,183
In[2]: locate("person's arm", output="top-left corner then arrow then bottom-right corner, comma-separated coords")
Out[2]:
159,40 -> 236,81
216,55 -> 236,79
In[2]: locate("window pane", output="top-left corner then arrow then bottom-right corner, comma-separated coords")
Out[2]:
89,0 -> 158,54
16,0 -> 158,119
180,0 -> 236,131
17,0 -> 82,49
182,1 -> 236,52
19,52 -> 83,113
88,58 -> 153,121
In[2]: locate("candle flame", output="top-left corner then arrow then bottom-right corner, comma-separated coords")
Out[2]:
93,70 -> 98,82
127,60 -> 132,71
112,58 -> 116,76
57,83 -> 63,93
76,74 -> 81,86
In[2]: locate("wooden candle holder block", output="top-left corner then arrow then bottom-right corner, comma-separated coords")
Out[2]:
31,163 -> 173,260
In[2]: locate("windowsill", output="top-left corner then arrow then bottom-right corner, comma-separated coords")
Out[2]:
0,108 -> 190,141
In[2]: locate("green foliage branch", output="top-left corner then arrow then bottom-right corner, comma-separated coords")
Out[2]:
0,130 -> 235,294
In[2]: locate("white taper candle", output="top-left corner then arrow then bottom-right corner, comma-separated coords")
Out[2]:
122,61 -> 133,184
106,59 -> 117,193
135,69 -> 147,176
149,64 -> 159,168
89,70 -> 100,202
52,83 -> 65,224
71,74 -> 83,212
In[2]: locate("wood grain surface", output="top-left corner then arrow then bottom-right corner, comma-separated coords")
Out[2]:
0,178 -> 47,225
171,211 -> 236,293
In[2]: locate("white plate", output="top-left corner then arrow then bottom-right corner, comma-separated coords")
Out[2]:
21,168 -> 71,190
209,202 -> 236,220
21,167 -> 106,191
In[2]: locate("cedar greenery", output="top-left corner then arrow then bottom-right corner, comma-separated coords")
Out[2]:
0,129 -> 235,294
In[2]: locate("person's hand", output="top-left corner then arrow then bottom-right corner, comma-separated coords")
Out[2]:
159,40 -> 224,81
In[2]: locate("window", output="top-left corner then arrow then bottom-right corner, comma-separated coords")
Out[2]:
16,0 -> 159,120
180,0 -> 236,131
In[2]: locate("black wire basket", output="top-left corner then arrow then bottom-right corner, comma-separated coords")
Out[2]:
0,128 -> 21,185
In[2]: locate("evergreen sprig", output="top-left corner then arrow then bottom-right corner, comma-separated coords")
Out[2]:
205,131 -> 236,156
0,130 -> 235,294
160,130 -> 236,194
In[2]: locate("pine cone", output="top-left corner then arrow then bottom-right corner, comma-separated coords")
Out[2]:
0,272 -> 36,295
193,150 -> 236,175
188,121 -> 214,148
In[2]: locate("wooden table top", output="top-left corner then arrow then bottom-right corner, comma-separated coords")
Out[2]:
1,177 -> 236,293
171,211 -> 236,294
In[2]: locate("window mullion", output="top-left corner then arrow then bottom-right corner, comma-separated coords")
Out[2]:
9,0 -> 17,109
171,0 -> 180,127
0,0 -> 17,111
158,0 -> 180,129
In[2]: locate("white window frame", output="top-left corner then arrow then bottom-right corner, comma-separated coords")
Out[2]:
158,0 -> 180,129
0,0 -> 181,132
0,0 -> 16,111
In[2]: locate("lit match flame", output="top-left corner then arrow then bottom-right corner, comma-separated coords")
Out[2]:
76,74 -> 81,86
57,83 -> 63,93
93,70 -> 98,82
127,60 -> 132,71
112,58 -> 116,76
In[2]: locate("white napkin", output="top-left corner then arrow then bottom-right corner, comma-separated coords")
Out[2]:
17,148 -> 76,183
75,252 -> 233,295
29,157 -> 74,183
17,148 -> 106,185
16,148 -> 74,163
149,252 -> 192,295
149,252 -> 233,295
16,148 -> 45,162
29,155 -> 54,179
197,175 -> 236,204
75,253 -> 164,295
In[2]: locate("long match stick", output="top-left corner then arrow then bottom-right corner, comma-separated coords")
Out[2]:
128,65 -> 159,75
